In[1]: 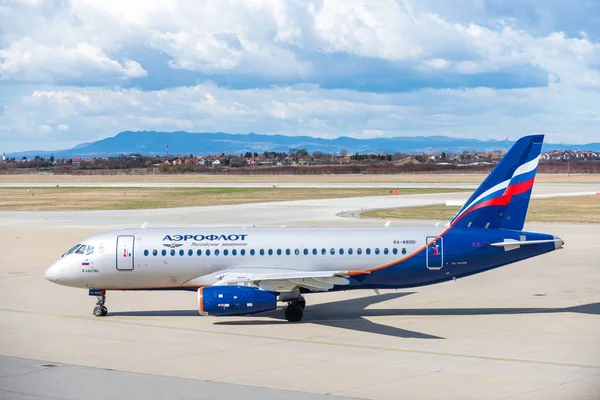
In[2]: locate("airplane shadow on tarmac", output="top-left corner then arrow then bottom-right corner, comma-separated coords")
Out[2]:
109,292 -> 600,340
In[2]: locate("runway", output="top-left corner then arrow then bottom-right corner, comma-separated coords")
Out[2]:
1,185 -> 599,399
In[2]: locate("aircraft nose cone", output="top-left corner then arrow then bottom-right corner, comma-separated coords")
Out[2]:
553,236 -> 564,249
45,265 -> 60,282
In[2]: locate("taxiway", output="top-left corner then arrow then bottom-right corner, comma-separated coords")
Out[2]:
1,187 -> 599,399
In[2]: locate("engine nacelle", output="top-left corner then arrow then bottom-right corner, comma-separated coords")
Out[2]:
197,286 -> 277,316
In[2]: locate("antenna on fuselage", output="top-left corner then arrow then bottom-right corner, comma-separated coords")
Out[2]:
384,221 -> 391,227
141,222 -> 148,229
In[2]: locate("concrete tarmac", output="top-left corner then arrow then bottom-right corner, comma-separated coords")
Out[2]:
1,188 -> 599,399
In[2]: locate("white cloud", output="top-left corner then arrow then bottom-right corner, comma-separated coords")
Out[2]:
38,124 -> 53,134
0,38 -> 147,82
1,81 -> 597,153
1,0 -> 599,87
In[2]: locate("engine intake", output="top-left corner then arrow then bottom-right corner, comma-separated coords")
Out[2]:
198,286 -> 277,316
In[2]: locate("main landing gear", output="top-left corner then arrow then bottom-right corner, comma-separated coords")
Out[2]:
92,289 -> 108,317
284,296 -> 305,322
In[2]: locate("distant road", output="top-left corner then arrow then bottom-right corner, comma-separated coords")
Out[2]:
1,173 -> 600,185
0,182 -> 479,189
1,181 -> 600,190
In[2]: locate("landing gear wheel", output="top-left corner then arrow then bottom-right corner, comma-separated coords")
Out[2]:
93,306 -> 105,317
292,296 -> 306,309
101,306 -> 108,316
285,303 -> 304,322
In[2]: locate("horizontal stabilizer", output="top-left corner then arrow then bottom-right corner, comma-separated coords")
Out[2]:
491,238 -> 564,251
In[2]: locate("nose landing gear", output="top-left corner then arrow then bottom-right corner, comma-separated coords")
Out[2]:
91,289 -> 108,317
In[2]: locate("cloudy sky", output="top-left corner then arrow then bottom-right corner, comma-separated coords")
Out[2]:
1,0 -> 600,152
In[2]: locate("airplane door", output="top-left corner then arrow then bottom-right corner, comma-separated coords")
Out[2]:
426,236 -> 443,270
116,235 -> 135,270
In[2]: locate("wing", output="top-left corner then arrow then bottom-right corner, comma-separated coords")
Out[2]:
212,269 -> 369,292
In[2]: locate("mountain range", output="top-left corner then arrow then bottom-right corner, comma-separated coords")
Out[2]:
8,131 -> 600,158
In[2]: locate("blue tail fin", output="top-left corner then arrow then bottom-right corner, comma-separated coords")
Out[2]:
450,134 -> 544,230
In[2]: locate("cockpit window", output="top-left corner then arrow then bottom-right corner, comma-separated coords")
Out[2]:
85,246 -> 94,255
75,245 -> 87,255
63,244 -> 83,256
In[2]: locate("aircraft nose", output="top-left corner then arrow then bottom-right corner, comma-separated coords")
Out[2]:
553,236 -> 564,249
44,264 -> 60,282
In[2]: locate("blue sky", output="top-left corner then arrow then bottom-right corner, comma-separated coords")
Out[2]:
1,0 -> 599,152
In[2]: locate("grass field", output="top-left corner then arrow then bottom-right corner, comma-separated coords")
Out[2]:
361,196 -> 600,223
0,187 -> 471,211
1,173 -> 599,184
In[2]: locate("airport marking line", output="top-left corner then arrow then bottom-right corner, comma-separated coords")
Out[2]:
2,308 -> 600,371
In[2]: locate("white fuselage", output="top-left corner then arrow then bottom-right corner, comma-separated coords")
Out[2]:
45,226 -> 444,290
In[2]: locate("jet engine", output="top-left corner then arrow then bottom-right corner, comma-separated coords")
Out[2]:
197,286 -> 277,316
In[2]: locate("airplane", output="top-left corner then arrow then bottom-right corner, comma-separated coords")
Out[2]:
45,134 -> 564,322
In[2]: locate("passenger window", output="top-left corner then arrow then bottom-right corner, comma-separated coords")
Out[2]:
197,249 -> 202,256
295,249 -> 300,255
223,249 -> 229,256
161,249 -> 167,256
277,249 -> 282,255
392,248 -> 398,255
312,248 -> 317,255
232,249 -> 237,256
384,248 -> 389,255
303,249 -> 308,255
375,248 -> 380,255
321,248 -> 326,255
144,250 -> 149,256
153,249 -> 158,256
366,248 -> 371,255
170,249 -> 175,256
215,249 -> 220,256
85,246 -> 94,255
348,248 -> 353,255
330,248 -> 335,255
357,248 -> 362,255
268,249 -> 273,256
179,249 -> 184,256
188,249 -> 193,256
260,249 -> 265,256
402,248 -> 407,255
286,249 -> 291,255
250,249 -> 255,256
339,248 -> 344,255
75,245 -> 86,255
240,249 -> 246,256
206,249 -> 211,256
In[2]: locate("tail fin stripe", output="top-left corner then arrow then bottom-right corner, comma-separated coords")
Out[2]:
451,176 -> 536,226
455,180 -> 509,218
452,154 -> 540,224
512,155 -> 540,178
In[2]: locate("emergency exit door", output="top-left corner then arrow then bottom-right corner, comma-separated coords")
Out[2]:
116,235 -> 135,270
426,236 -> 443,270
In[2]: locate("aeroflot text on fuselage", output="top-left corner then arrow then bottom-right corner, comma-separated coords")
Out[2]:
162,234 -> 249,242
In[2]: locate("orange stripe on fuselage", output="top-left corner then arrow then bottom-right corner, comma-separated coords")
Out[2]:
366,226 -> 452,273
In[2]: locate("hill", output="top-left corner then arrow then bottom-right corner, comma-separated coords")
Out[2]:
8,131 -> 600,158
